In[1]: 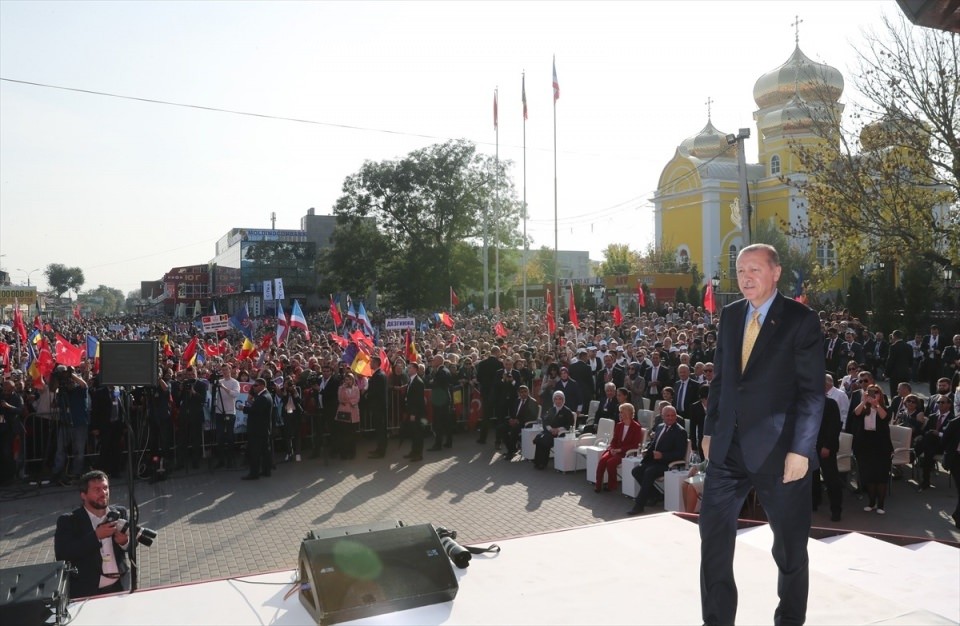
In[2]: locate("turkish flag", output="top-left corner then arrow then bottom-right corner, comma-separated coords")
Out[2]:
494,321 -> 508,338
568,288 -> 579,330
637,283 -> 646,308
612,306 -> 623,327
703,283 -> 717,314
54,333 -> 85,367
545,290 -> 556,334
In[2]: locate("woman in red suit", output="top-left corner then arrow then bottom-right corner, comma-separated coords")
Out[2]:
595,403 -> 645,492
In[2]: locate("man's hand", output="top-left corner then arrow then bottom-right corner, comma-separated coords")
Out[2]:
702,435 -> 711,460
783,452 -> 809,483
96,522 -> 117,540
819,447 -> 830,459
114,528 -> 129,546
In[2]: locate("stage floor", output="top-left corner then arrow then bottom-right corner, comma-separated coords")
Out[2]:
67,513 -> 958,625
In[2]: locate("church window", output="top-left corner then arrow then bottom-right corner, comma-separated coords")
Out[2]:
728,245 -> 738,277
678,248 -> 690,271
770,155 -> 781,176
816,242 -> 837,269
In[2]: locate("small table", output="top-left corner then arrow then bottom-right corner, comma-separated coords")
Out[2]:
620,455 -> 644,498
583,445 -> 607,484
662,468 -> 685,512
552,435 -> 583,473
521,427 -> 540,461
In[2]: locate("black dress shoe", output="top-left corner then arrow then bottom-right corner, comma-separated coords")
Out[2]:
241,475 -> 259,480
427,445 -> 442,452
368,452 -> 386,459
626,506 -> 644,516
830,513 -> 842,522
476,438 -> 486,444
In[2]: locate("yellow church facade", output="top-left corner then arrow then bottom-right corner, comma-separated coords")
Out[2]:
654,42 -> 845,295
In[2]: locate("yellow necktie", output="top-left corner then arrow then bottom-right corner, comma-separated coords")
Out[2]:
741,311 -> 761,372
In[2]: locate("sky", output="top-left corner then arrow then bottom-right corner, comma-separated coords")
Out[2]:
0,0 -> 897,295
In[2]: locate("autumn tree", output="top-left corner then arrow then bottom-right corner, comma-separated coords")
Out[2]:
599,243 -> 639,276
636,242 -> 679,274
787,16 -> 958,273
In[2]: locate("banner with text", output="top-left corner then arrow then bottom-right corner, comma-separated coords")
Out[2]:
201,314 -> 232,333
384,317 -> 416,331
262,280 -> 273,301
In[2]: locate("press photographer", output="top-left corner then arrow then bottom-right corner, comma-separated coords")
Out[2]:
54,470 -> 131,597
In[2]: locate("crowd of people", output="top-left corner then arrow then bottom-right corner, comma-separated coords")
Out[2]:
0,289 -> 958,530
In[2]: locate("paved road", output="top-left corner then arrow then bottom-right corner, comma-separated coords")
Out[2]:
2,432 -> 957,590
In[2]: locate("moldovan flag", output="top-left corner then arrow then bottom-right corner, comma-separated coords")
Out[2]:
55,333 -> 85,367
703,283 -> 717,315
438,312 -> 454,329
612,306 -> 623,327
405,329 -> 419,363
238,336 -> 257,361
637,283 -> 646,308
568,287 -> 579,330
494,321 -> 508,338
161,334 -> 174,358
86,336 -> 100,374
329,294 -> 343,327
545,289 -> 556,334
350,349 -> 373,377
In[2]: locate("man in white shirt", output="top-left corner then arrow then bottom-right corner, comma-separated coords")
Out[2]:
824,374 -> 850,429
54,470 -> 130,597
213,364 -> 241,469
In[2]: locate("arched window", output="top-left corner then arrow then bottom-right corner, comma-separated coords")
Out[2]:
770,154 -> 781,176
678,248 -> 690,271
728,244 -> 738,277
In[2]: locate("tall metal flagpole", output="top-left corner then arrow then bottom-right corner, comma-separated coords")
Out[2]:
552,56 -> 560,341
521,71 -> 528,333
494,86 -> 500,311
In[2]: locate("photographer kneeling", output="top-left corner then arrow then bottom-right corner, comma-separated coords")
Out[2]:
54,470 -> 130,597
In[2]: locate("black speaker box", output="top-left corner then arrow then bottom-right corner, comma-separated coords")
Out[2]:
298,522 -> 458,625
0,561 -> 70,626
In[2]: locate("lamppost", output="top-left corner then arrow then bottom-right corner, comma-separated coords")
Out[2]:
17,267 -> 40,286
711,273 -> 720,309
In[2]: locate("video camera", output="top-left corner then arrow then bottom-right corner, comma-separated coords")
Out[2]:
105,509 -> 159,548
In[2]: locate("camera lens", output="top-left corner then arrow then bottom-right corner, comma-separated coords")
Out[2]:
439,536 -> 471,569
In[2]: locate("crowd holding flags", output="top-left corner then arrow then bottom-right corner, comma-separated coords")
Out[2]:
275,300 -> 289,346
329,294 -> 343,327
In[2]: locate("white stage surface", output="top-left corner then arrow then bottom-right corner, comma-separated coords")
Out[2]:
67,513 -> 958,625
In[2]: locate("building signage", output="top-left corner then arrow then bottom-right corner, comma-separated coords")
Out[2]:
0,286 -> 38,306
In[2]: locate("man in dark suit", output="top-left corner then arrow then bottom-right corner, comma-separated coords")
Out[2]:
823,327 -> 841,382
498,385 -> 538,459
595,353 -> 625,399
942,334 -> 960,388
403,363 -> 426,462
885,330 -> 914,397
242,378 -> 273,480
568,348 -> 595,413
493,357 -> 523,447
533,390 -> 575,469
626,404 -> 688,514
920,325 -> 944,395
864,331 -> 889,381
644,351 -> 671,404
687,385 -> 709,457
813,389 -> 843,522
700,244 -> 824,626
367,356 -> 389,458
836,330 -> 864,382
475,346 -> 503,444
672,364 -> 701,418
54,470 -> 130,597
553,367 -> 581,414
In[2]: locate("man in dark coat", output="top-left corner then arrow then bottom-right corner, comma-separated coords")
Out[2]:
367,356 -> 389,458
627,405 -> 688,515
885,330 -> 914,396
54,470 -> 130,597
475,346 -> 503,444
498,385 -> 539,459
533,390 -> 575,469
813,387 -> 843,522
242,378 -> 273,480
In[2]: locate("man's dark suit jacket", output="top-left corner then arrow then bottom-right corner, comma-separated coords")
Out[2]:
643,422 -> 688,465
886,341 -> 914,386
672,377 -> 701,417
595,365 -> 626,397
568,359 -> 595,409
687,400 -> 708,453
247,390 -> 274,436
405,375 -> 426,419
644,365 -> 672,401
817,397 -> 842,456
509,396 -> 539,425
366,369 -> 388,416
54,505 -> 130,598
705,292 -> 825,474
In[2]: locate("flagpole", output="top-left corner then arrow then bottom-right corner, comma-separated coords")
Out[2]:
522,70 -> 528,333
552,55 -> 560,345
494,85 -> 500,312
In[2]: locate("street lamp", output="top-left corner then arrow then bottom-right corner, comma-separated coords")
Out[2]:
944,267 -> 954,282
16,267 -> 40,286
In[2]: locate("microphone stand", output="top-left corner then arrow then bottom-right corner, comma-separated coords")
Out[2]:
123,386 -> 139,592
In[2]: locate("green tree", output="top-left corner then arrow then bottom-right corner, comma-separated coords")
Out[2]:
79,285 -> 125,316
526,246 -> 558,288
45,263 -> 85,300
752,219 -> 816,298
330,139 -> 521,309
319,217 -> 389,301
787,16 -> 959,272
636,242 -> 679,273
599,243 -> 638,276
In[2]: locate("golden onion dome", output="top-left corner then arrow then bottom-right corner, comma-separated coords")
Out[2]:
759,93 -> 830,134
753,46 -> 843,110
679,119 -> 736,160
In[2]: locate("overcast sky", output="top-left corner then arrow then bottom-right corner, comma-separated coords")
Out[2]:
0,0 -> 895,295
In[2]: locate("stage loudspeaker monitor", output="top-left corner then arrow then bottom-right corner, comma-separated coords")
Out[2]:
298,522 -> 458,625
99,340 -> 158,387
0,561 -> 70,626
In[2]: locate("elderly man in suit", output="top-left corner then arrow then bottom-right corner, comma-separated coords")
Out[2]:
626,404 -> 688,514
242,378 -> 274,480
533,390 -> 575,470
498,384 -> 539,459
54,470 -> 130,597
700,244 -> 824,626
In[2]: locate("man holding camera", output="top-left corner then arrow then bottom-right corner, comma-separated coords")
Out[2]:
212,364 -> 240,469
52,365 -> 89,485
54,470 -> 130,597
